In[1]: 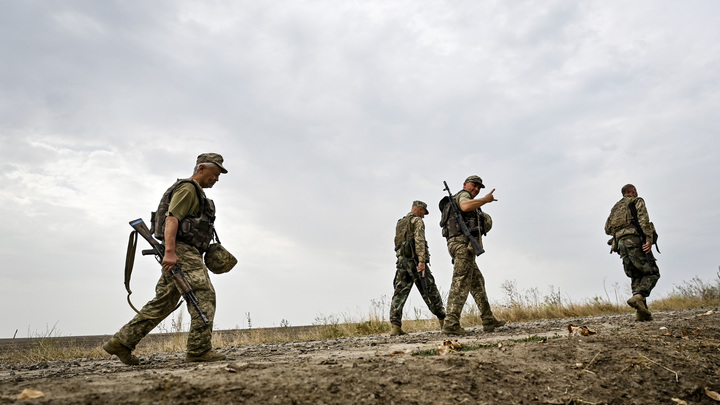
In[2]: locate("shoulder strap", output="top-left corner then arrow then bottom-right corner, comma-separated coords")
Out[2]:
628,199 -> 639,228
124,230 -> 138,295
123,229 -> 181,319
628,199 -> 661,253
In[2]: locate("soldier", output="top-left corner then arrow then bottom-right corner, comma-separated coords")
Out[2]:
390,200 -> 446,336
605,184 -> 660,321
103,153 -> 229,364
440,175 -> 505,335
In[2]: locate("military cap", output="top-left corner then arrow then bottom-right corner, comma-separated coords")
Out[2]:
464,175 -> 485,188
197,153 -> 228,174
412,200 -> 429,215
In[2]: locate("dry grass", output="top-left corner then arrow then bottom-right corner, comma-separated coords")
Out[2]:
3,271 -> 719,365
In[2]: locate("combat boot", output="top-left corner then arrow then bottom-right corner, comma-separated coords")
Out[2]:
442,325 -> 471,336
482,318 -> 507,332
103,338 -> 140,366
186,350 -> 227,362
635,311 -> 653,322
390,325 -> 407,336
627,294 -> 652,321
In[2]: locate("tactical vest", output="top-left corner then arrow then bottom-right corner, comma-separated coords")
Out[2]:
394,214 -> 416,258
606,196 -> 640,240
606,196 -> 659,253
440,190 -> 482,239
151,179 -> 216,252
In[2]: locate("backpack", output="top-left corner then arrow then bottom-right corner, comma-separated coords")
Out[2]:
606,197 -> 636,236
438,196 -> 451,238
607,197 -> 660,253
438,193 -> 491,238
394,215 -> 416,258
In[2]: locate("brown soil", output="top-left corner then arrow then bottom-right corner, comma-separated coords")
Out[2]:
2,309 -> 720,404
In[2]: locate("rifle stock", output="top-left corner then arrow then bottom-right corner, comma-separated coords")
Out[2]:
129,218 -> 210,326
442,181 -> 485,256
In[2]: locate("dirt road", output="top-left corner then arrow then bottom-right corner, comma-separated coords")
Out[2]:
2,308 -> 720,404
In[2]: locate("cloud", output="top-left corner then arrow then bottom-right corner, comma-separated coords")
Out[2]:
1,0 -> 719,337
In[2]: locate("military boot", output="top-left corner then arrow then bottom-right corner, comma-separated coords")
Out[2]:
627,294 -> 652,320
103,338 -> 140,366
390,325 -> 407,336
186,350 -> 227,363
482,317 -> 507,332
442,324 -> 471,336
635,311 -> 653,322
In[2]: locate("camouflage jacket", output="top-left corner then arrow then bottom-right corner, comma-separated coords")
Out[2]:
605,196 -> 654,244
395,212 -> 429,263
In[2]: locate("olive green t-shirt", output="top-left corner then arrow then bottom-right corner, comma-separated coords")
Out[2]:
456,190 -> 472,205
167,182 -> 200,221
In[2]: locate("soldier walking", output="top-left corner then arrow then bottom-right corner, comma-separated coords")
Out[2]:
104,153 -> 230,364
605,184 -> 660,321
440,175 -> 505,335
390,201 -> 446,335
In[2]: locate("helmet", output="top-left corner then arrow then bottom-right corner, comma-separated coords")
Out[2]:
481,212 -> 492,233
204,243 -> 237,274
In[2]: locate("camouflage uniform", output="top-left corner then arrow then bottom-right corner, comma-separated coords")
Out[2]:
444,235 -> 495,328
113,241 -> 216,356
390,212 -> 446,327
617,235 -> 659,297
110,154 -> 228,359
443,191 -> 497,329
605,196 -> 660,299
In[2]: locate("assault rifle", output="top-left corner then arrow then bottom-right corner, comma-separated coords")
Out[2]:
398,238 -> 429,297
410,242 -> 429,297
442,181 -> 484,256
416,263 -> 429,298
129,218 -> 210,326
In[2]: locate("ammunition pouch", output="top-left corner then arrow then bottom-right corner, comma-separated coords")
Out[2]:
608,237 -> 618,253
397,240 -> 415,259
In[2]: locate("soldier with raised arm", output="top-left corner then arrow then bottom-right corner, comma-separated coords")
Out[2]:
440,175 -> 505,335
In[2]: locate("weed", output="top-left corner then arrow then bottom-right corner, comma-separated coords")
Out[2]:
6,272 -> 720,365
510,334 -> 561,343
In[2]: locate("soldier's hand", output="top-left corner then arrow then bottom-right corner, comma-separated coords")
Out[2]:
162,250 -> 178,273
483,189 -> 497,204
417,262 -> 426,277
642,242 -> 652,253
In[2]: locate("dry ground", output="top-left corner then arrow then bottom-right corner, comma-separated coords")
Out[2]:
2,308 -> 720,404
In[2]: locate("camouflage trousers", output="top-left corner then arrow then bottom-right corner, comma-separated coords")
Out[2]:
444,236 -> 495,329
390,257 -> 446,327
113,242 -> 216,356
618,235 -> 660,298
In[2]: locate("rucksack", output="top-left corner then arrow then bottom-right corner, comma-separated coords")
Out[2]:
394,215 -> 415,257
606,197 -> 636,235
438,196 -> 451,238
607,197 -> 660,253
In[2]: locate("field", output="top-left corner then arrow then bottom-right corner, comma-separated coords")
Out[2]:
3,276 -> 720,404
2,307 -> 720,404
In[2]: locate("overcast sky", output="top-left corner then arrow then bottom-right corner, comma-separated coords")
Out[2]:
2,1 -> 719,338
